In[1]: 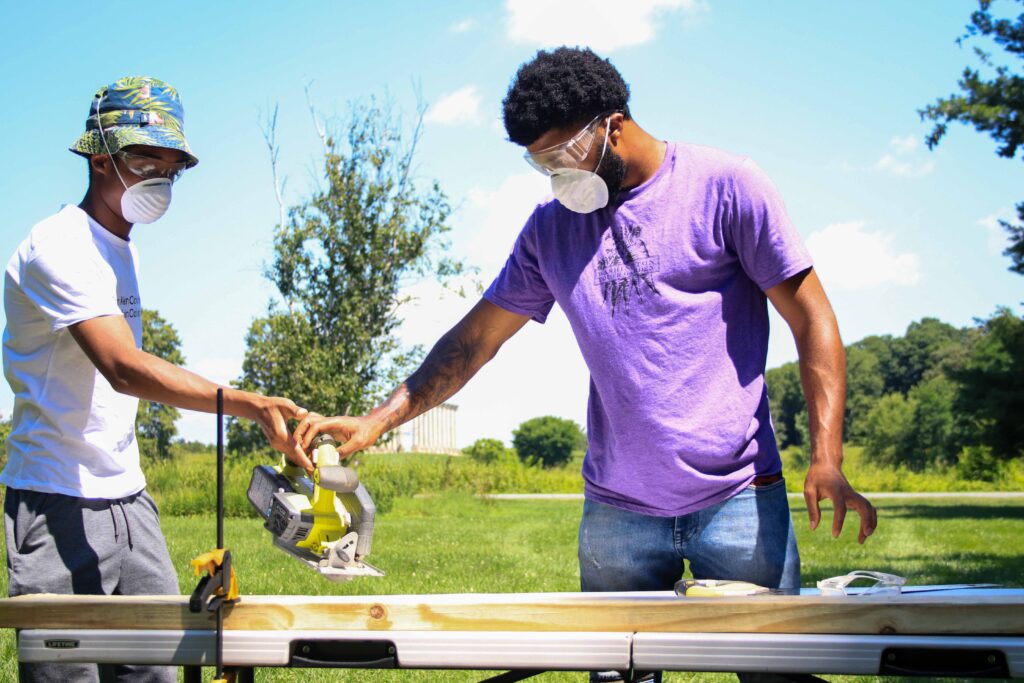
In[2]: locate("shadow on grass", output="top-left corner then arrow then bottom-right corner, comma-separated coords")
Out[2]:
810,552 -> 1024,586
788,502 -> 1024,522
876,505 -> 1024,522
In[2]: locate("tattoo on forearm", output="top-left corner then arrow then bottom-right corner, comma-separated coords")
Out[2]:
403,328 -> 483,419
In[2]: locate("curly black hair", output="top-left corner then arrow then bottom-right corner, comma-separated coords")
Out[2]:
502,47 -> 631,146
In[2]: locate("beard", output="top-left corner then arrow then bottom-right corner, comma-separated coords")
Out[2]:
595,146 -> 628,203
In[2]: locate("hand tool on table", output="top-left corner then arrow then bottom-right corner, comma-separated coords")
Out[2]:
674,579 -> 778,597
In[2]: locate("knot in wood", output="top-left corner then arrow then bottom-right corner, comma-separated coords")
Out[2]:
369,604 -> 386,620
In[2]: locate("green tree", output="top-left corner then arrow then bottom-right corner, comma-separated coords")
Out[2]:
765,362 -> 804,448
887,318 -> 965,396
957,444 -> 1002,482
137,309 -> 185,459
861,375 -> 958,471
463,438 -> 515,465
950,308 -> 1024,458
863,392 -> 917,468
512,416 -> 585,468
852,335 -> 899,395
906,375 -> 959,467
844,345 -> 885,444
230,98 -> 466,451
920,0 -> 1024,273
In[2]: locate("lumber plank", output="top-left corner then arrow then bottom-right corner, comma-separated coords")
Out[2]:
0,592 -> 1022,635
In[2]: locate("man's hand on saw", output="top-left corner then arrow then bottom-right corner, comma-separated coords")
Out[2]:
293,413 -> 382,460
252,396 -> 314,471
803,461 -> 877,544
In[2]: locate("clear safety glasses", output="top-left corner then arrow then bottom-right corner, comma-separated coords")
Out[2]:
523,112 -> 611,176
817,571 -> 906,596
116,150 -> 189,183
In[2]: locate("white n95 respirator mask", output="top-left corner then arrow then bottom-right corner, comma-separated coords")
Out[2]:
119,178 -> 173,224
550,169 -> 610,214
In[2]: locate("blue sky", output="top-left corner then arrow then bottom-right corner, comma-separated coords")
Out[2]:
2,0 -> 1022,447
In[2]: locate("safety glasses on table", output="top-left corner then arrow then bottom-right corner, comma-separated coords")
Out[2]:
116,150 -> 189,183
817,571 -> 906,596
523,112 -> 612,176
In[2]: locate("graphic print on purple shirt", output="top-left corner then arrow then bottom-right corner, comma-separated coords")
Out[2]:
597,220 -> 661,315
485,143 -> 813,517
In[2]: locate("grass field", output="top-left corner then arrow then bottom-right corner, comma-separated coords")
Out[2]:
1,494 -> 1022,682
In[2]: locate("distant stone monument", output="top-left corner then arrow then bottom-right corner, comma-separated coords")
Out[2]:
374,403 -> 460,455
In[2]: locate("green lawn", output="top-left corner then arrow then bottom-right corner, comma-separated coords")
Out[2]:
1,494 -> 1022,682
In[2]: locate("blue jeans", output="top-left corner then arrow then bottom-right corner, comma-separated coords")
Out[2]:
579,479 -> 800,682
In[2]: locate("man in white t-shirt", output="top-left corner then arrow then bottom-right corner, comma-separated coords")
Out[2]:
2,76 -> 312,683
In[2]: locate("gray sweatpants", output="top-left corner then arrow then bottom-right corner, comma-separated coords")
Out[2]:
4,487 -> 179,683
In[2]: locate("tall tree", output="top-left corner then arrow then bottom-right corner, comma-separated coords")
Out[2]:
844,345 -> 885,444
512,416 -> 585,468
920,0 -> 1024,273
906,375 -> 959,467
765,362 -> 804,448
229,98 -> 467,451
863,393 -> 917,468
950,308 -> 1024,459
137,309 -> 185,458
888,318 -> 966,395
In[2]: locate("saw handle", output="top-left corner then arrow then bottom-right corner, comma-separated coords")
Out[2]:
309,433 -> 360,492
315,465 -> 360,493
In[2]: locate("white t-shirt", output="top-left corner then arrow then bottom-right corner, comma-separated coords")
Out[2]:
2,204 -> 146,499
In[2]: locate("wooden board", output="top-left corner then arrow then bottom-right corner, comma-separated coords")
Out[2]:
0,592 -> 1022,636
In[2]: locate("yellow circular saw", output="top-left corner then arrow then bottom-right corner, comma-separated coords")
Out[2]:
246,434 -> 384,582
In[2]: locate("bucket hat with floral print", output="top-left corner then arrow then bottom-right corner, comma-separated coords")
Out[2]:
70,76 -> 198,167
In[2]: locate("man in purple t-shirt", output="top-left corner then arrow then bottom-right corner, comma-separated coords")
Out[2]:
296,46 -> 877,666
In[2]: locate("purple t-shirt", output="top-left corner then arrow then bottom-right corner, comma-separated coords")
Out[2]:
485,142 -> 813,517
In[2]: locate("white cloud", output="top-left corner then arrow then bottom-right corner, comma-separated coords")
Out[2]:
875,154 -> 935,178
450,18 -> 477,33
888,135 -> 918,155
464,171 -> 552,274
977,208 -> 1015,256
805,221 -> 922,291
491,117 -> 508,139
424,86 -> 483,126
505,0 -> 707,52
874,135 -> 935,178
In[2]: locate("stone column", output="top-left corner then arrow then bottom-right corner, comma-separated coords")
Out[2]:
448,406 -> 455,452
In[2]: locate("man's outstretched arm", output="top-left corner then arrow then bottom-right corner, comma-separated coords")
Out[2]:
766,267 -> 878,544
70,314 -> 312,469
293,298 -> 532,458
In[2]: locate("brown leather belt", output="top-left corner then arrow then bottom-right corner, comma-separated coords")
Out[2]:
752,472 -> 783,487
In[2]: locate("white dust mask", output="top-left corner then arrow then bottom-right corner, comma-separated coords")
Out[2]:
550,170 -> 609,213
550,119 -> 611,214
119,178 -> 172,224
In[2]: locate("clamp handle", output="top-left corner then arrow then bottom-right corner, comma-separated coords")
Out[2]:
189,548 -> 240,614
